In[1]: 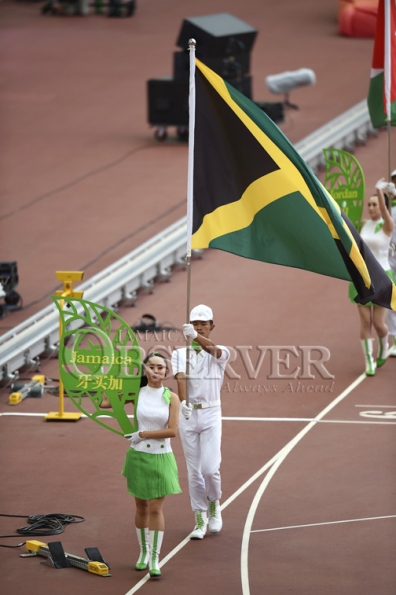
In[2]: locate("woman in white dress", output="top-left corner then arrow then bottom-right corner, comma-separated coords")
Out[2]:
348,180 -> 395,375
122,352 -> 181,579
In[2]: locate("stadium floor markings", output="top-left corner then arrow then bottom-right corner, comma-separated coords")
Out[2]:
250,514 -> 396,533
124,373 -> 368,595
2,413 -> 396,425
222,417 -> 396,425
123,447 -> 286,595
240,373 -> 367,595
2,373 -> 391,594
355,404 -> 396,408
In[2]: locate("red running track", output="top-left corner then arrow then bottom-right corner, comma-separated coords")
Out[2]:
0,1 -> 395,594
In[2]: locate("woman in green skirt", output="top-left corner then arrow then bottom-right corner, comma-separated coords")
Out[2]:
123,352 -> 181,579
348,180 -> 395,375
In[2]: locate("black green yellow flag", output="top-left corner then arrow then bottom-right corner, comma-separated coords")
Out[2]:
191,59 -> 396,311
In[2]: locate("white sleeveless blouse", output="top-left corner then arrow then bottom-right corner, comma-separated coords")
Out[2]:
361,218 -> 391,271
131,386 -> 172,455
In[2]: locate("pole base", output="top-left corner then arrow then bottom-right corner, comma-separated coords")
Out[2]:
45,412 -> 82,421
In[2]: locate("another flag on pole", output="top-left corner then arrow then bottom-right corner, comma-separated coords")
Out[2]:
191,59 -> 396,311
367,0 -> 396,127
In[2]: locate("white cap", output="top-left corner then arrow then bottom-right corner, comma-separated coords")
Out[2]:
391,169 -> 396,178
190,304 -> 213,321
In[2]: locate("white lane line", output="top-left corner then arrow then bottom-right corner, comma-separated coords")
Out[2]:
251,514 -> 396,533
0,412 -> 134,418
222,417 -> 396,425
0,412 -> 48,417
2,413 -> 395,425
355,405 -> 396,408
240,373 -> 366,595
123,449 -> 286,595
223,417 -> 314,422
123,537 -> 192,593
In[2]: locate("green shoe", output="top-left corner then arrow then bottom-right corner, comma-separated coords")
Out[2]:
362,339 -> 376,376
148,530 -> 163,580
376,357 -> 387,368
376,334 -> 389,368
135,527 -> 149,571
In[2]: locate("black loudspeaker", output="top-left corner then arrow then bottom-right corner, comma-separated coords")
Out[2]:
147,78 -> 189,126
173,50 -> 251,81
0,262 -> 19,291
225,75 -> 252,99
176,13 -> 257,58
147,73 -> 253,130
255,101 -> 285,124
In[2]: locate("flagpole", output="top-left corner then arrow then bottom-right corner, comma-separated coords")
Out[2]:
384,0 -> 393,204
185,38 -> 196,406
387,120 -> 392,188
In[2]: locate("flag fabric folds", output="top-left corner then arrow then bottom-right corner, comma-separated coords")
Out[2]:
192,59 -> 396,311
367,0 -> 396,127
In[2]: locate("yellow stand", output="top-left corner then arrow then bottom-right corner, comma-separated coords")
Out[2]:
46,271 -> 84,422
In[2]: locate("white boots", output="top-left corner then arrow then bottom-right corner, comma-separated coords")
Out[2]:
148,530 -> 163,579
389,336 -> 396,357
362,336 -> 391,375
208,500 -> 222,533
190,511 -> 208,539
376,334 -> 389,368
135,527 -> 150,571
362,339 -> 376,376
135,528 -> 163,579
190,502 -> 223,539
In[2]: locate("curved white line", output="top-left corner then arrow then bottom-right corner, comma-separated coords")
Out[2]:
240,373 -> 366,595
251,514 -> 396,533
124,442 -> 285,594
125,449 -> 283,595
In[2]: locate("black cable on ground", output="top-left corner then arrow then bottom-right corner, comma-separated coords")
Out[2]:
0,513 -> 85,548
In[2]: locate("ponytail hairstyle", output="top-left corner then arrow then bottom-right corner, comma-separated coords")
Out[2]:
140,351 -> 169,388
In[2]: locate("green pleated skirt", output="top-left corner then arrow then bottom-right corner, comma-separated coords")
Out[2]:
348,269 -> 396,306
122,447 -> 182,500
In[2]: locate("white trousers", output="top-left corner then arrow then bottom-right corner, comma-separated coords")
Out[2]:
387,309 -> 396,336
179,407 -> 222,512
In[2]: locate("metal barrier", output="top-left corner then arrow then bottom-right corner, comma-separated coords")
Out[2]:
0,100 -> 375,383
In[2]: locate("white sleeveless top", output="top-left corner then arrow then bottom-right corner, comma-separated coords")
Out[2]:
131,385 -> 172,455
361,218 -> 391,271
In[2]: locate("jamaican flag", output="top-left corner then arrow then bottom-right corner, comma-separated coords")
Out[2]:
191,59 -> 396,311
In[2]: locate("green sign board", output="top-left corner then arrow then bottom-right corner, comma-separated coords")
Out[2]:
323,148 -> 365,231
52,296 -> 142,436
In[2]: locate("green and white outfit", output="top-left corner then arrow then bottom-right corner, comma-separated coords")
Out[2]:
122,385 -> 181,500
348,218 -> 395,304
348,218 -> 394,373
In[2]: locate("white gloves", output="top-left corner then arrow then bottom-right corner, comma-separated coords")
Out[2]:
180,400 -> 193,420
386,182 -> 396,197
375,177 -> 388,191
183,323 -> 198,340
125,431 -> 144,444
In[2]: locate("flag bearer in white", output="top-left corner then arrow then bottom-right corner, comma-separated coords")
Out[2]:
171,305 -> 230,539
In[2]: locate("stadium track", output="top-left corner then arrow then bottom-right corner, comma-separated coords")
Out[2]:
0,1 -> 395,594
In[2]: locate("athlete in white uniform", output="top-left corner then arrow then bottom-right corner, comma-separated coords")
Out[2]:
349,180 -> 394,375
171,305 -> 230,539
